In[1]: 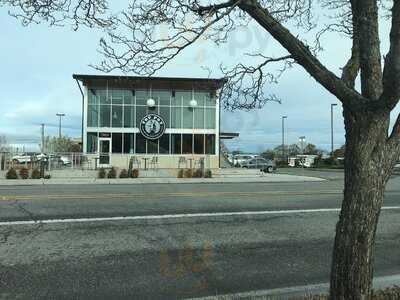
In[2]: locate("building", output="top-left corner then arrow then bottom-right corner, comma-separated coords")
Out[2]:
73,74 -> 232,169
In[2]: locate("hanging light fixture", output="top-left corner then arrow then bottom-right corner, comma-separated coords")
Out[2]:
147,84 -> 156,108
190,86 -> 197,108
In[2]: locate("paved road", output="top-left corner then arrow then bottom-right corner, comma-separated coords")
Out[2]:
1,176 -> 400,299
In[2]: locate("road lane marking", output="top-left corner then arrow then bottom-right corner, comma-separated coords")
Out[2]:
0,190 -> 355,201
1,206 -> 400,226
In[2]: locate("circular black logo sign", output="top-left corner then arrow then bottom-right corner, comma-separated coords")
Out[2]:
140,113 -> 166,140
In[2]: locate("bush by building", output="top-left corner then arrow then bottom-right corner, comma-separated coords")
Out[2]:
119,169 -> 129,178
107,167 -> 117,179
31,168 -> 41,179
193,169 -> 203,178
98,168 -> 106,179
177,169 -> 184,178
131,169 -> 139,178
19,167 -> 29,179
184,169 -> 193,178
204,169 -> 212,178
6,168 -> 18,179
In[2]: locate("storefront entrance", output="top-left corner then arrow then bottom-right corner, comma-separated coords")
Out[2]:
99,138 -> 111,167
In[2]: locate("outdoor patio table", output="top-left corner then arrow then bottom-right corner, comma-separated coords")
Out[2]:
141,157 -> 150,170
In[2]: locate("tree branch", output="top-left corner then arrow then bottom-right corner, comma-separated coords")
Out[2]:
381,0 -> 400,110
238,0 -> 368,109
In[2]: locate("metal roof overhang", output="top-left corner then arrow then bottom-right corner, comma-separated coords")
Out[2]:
73,74 -> 227,91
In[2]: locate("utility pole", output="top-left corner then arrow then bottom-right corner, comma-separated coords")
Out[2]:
56,113 -> 65,139
282,116 -> 287,161
41,123 -> 45,153
331,103 -> 338,156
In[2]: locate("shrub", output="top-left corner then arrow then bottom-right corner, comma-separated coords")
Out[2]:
31,168 -> 41,179
177,169 -> 184,178
98,168 -> 106,179
193,169 -> 203,178
44,174 -> 51,180
204,169 -> 212,178
19,168 -> 29,179
119,169 -> 129,178
131,169 -> 139,178
184,169 -> 193,178
107,167 -> 117,179
6,168 -> 18,179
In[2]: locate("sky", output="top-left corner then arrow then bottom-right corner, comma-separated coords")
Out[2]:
0,5 -> 397,153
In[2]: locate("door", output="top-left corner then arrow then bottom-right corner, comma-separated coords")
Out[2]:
99,138 -> 111,167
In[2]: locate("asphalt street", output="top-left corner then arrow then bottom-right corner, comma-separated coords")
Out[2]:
0,172 -> 400,299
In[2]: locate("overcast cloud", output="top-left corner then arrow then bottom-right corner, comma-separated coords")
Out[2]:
0,7 -> 397,153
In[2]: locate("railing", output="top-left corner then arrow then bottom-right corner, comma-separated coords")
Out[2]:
0,152 -> 98,171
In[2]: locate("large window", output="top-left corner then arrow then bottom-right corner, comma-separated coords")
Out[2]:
182,134 -> 193,154
111,105 -> 123,127
87,132 -> 98,153
148,139 -> 158,154
100,105 -> 111,127
171,134 -> 181,154
159,134 -> 170,154
205,134 -> 216,154
194,134 -> 205,154
183,107 -> 194,129
112,133 -> 123,153
136,133 -> 146,154
123,133 -> 134,154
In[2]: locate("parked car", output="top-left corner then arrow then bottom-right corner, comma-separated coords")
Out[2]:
233,154 -> 258,167
11,152 -> 42,164
241,158 -> 277,173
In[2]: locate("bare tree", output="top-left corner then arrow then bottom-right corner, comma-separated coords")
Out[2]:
2,0 -> 400,298
0,135 -> 10,152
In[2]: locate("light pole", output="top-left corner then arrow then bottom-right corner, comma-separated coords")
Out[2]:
56,113 -> 65,139
282,116 -> 287,161
331,103 -> 338,156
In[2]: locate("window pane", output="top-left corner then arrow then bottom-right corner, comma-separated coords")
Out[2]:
153,91 -> 170,106
87,132 -> 98,153
136,133 -> 146,154
159,106 -> 170,128
182,134 -> 193,154
205,92 -> 216,106
205,108 -> 216,129
124,90 -> 134,105
100,105 -> 111,127
88,89 -> 100,105
194,107 -> 204,129
171,134 -> 181,154
205,134 -> 215,154
124,106 -> 135,128
159,134 -> 170,154
99,90 -> 110,105
194,134 -> 204,154
111,105 -> 123,127
88,104 -> 99,127
194,92 -> 206,106
183,107 -> 193,129
171,107 -> 182,128
123,133 -> 134,154
136,90 -> 149,106
147,139 -> 158,154
112,133 -> 122,153
136,106 -> 146,125
176,91 -> 192,106
112,90 -> 123,105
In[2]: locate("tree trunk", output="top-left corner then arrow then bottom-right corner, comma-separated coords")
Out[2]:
330,107 -> 393,299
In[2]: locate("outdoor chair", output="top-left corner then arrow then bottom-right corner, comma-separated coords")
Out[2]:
130,156 -> 141,169
149,156 -> 159,170
195,157 -> 205,169
178,157 -> 187,169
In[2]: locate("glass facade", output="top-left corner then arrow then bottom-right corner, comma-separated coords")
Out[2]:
86,88 -> 218,155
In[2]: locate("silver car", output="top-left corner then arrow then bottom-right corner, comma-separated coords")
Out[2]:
241,158 -> 277,173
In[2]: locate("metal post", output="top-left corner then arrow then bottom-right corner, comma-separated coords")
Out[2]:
331,104 -> 337,156
282,116 -> 287,162
56,113 -> 65,139
41,123 -> 45,153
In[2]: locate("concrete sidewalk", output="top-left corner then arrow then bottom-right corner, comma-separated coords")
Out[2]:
0,173 -> 325,185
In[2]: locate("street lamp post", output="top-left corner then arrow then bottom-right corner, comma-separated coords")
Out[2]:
331,104 -> 338,156
282,116 -> 287,161
56,113 -> 65,139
